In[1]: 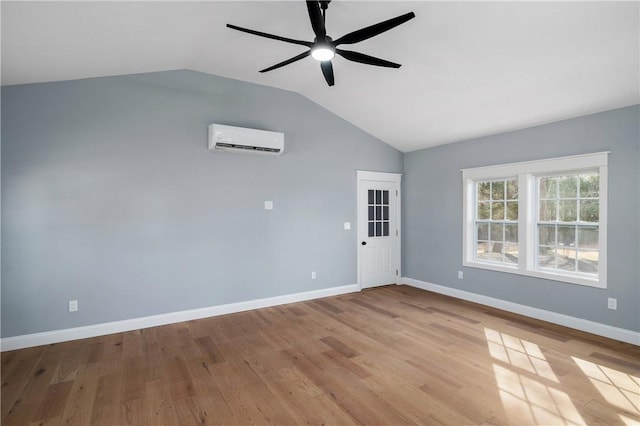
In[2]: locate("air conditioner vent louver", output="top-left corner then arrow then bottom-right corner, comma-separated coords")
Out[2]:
215,142 -> 280,153
208,124 -> 284,156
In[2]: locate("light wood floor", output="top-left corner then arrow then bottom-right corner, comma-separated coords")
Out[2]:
2,285 -> 639,425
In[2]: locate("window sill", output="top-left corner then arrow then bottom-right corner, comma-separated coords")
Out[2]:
463,260 -> 605,289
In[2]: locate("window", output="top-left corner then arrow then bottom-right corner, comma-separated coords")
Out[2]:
462,152 -> 608,288
536,172 -> 600,276
475,179 -> 519,264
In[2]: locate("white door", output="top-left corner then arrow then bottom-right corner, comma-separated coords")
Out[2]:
357,171 -> 401,289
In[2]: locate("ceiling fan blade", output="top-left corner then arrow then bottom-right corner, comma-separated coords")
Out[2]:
320,61 -> 335,86
260,51 -> 311,73
227,24 -> 312,47
333,12 -> 415,46
335,49 -> 401,68
306,1 -> 326,38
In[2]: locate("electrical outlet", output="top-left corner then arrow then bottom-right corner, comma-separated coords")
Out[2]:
458,271 -> 464,279
311,271 -> 317,280
69,300 -> 78,312
607,298 -> 617,310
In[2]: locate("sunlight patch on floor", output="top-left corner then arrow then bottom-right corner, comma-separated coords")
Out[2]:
485,328 -> 584,425
491,364 -> 585,425
573,357 -> 640,419
484,328 -> 558,382
619,413 -> 640,426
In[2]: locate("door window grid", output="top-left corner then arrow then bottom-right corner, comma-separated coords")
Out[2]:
475,179 -> 518,264
368,189 -> 390,237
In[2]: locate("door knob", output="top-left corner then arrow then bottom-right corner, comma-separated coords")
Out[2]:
361,241 -> 367,246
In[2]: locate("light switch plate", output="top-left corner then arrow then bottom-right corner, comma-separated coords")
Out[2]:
344,222 -> 351,230
264,201 -> 273,210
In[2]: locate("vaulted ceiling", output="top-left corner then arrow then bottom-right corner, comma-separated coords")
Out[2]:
2,1 -> 638,152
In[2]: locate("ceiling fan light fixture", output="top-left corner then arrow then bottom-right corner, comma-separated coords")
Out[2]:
227,2 -> 416,86
311,45 -> 335,61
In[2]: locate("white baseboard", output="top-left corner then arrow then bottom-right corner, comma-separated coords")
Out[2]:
401,277 -> 639,346
0,284 -> 360,352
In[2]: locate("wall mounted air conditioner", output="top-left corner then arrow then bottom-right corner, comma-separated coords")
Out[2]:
208,124 -> 284,156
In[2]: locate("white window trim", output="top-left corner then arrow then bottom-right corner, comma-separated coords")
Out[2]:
462,152 -> 608,289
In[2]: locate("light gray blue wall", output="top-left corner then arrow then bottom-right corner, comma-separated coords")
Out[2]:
403,105 -> 640,332
1,70 -> 403,337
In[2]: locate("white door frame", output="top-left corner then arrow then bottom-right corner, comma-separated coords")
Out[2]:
356,170 -> 402,289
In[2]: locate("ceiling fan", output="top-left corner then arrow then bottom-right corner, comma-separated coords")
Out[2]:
226,1 -> 415,87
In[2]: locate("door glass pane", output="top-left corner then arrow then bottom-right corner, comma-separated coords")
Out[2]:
366,187 -> 394,239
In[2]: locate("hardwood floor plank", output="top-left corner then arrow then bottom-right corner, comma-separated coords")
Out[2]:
419,383 -> 496,424
1,347 -> 44,420
3,285 -> 638,425
321,378 -> 413,425
210,360 -> 291,424
589,351 -> 640,371
142,379 -> 182,426
89,372 -> 124,425
3,346 -> 66,426
429,322 -> 489,347
505,320 -> 571,342
32,380 -> 74,423
310,298 -> 344,314
59,364 -> 99,426
194,336 -> 226,364
427,306 -> 482,324
348,297 -> 399,318
319,336 -> 360,358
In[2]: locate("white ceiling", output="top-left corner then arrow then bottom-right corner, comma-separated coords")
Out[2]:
2,1 -> 639,152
